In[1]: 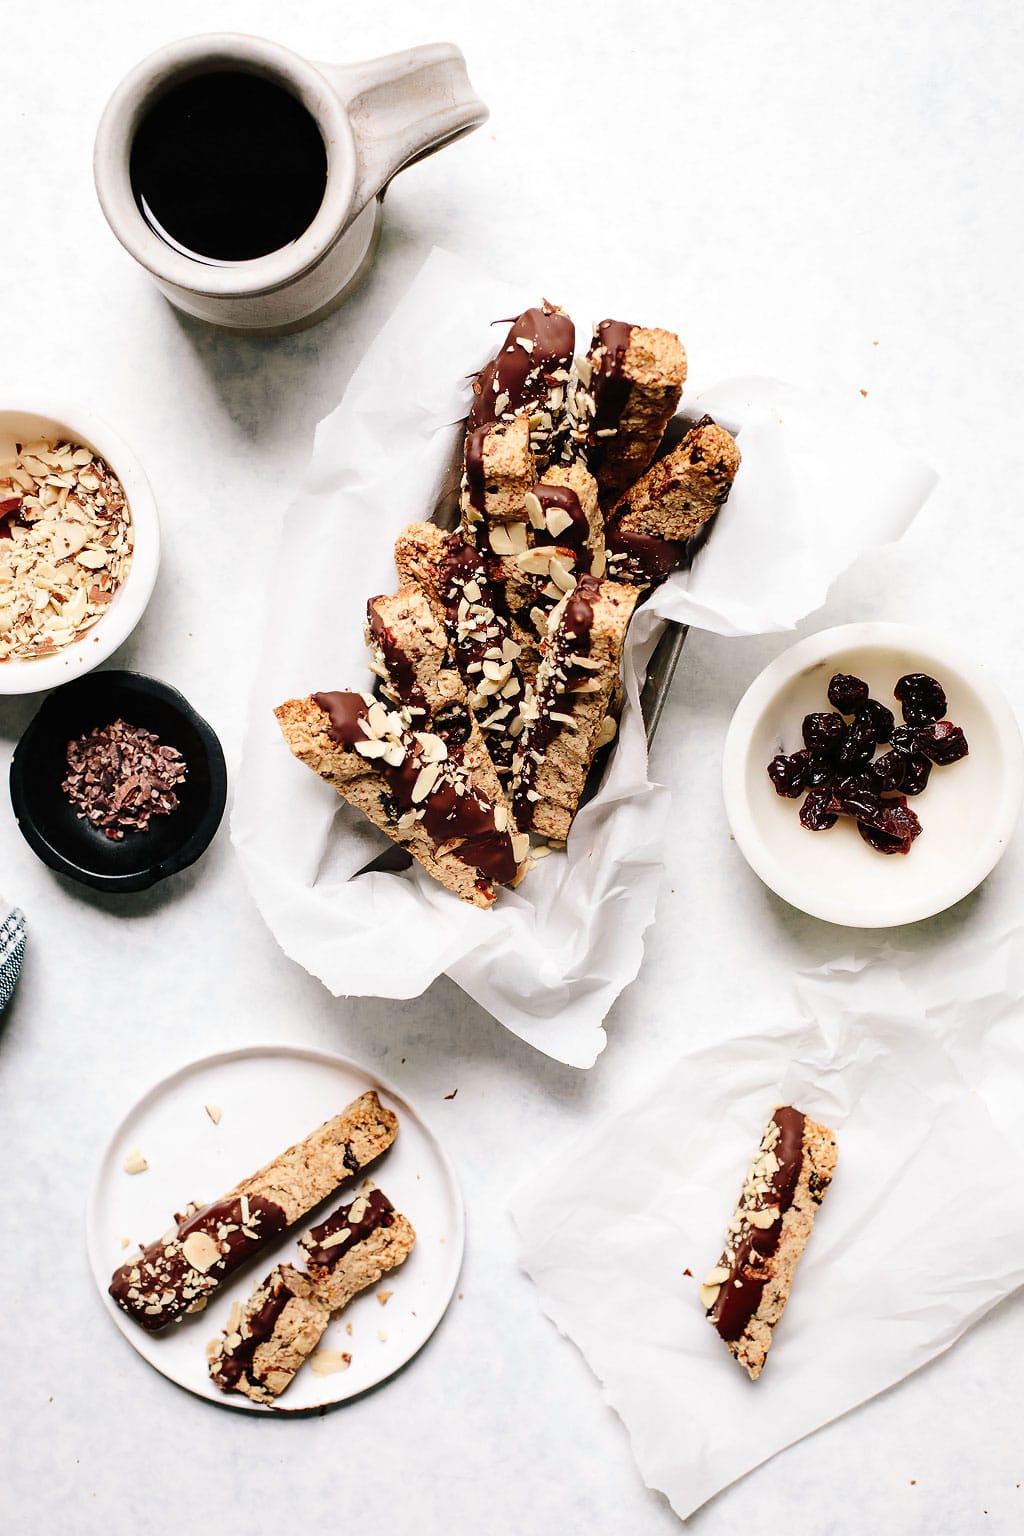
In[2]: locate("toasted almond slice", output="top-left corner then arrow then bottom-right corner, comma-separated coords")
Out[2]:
412,762 -> 440,802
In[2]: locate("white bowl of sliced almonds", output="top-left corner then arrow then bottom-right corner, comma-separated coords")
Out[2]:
0,398 -> 159,693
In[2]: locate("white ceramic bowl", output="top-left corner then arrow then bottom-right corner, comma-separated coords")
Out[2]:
722,622 -> 1024,927
0,396 -> 159,694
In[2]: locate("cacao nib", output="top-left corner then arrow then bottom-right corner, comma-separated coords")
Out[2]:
800,787 -> 840,831
768,752 -> 810,798
899,753 -> 933,796
917,720 -> 969,765
862,698 -> 895,744
895,673 -> 947,727
801,712 -> 848,754
827,672 -> 869,713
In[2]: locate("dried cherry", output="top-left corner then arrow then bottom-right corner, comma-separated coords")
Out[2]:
871,751 -> 906,792
889,725 -> 921,756
899,753 -> 933,796
856,798 -> 922,855
801,711 -> 848,754
768,752 -> 810,798
895,673 -> 947,727
800,787 -> 840,831
862,698 -> 895,743
833,773 -> 882,819
827,672 -> 869,714
834,710 -> 877,772
917,720 -> 969,765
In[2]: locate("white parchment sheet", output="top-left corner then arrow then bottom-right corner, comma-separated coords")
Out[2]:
511,934 -> 1024,1518
232,247 -> 937,1065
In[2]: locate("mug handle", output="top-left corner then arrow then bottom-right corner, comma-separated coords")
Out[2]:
318,43 -> 489,217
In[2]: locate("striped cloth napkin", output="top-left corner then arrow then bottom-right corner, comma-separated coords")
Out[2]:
0,903 -> 26,1012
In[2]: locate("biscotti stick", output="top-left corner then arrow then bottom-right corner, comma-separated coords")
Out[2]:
461,415 -> 536,532
207,1265 -> 330,1405
393,524 -> 527,771
109,1092 -> 399,1333
467,301 -> 575,460
527,461 -> 605,574
207,1188 -> 416,1404
275,692 -> 528,907
581,320 -> 688,501
512,575 -> 639,840
701,1106 -> 837,1380
606,414 -> 740,549
366,585 -> 513,804
300,1186 -> 416,1312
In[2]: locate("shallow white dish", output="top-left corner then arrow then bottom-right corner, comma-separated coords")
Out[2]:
722,622 -> 1024,927
87,1043 -> 464,1413
0,396 -> 159,694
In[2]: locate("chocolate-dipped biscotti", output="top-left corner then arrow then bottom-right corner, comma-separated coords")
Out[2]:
207,1187 -> 415,1404
701,1106 -> 837,1380
109,1091 -> 398,1332
276,297 -> 743,905
275,689 -> 528,908
512,575 -> 639,841
583,319 -> 688,501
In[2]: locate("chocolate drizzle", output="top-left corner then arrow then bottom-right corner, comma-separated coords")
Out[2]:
366,602 -> 425,712
302,1188 -> 396,1272
605,521 -> 684,586
463,423 -> 488,513
709,1107 -> 806,1344
109,1191 -> 289,1332
468,304 -> 575,432
529,483 -> 588,554
588,319 -> 637,455
311,691 -> 518,886
312,690 -> 369,748
513,575 -> 600,827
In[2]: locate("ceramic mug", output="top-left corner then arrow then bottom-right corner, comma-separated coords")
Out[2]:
94,33 -> 488,335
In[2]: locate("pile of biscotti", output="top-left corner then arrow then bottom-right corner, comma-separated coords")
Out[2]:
276,305 -> 741,908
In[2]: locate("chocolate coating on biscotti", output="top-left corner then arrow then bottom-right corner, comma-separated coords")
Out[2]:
702,1107 -> 837,1380
585,321 -> 687,501
109,1092 -> 398,1332
607,414 -> 740,549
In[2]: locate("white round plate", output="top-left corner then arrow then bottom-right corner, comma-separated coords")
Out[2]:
722,622 -> 1024,927
87,1044 -> 464,1412
0,396 -> 159,694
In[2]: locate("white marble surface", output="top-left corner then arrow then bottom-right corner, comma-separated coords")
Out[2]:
2,2 -> 1023,1531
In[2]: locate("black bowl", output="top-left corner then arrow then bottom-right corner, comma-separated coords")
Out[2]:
10,670 -> 227,892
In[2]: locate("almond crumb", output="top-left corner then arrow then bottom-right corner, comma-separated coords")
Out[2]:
122,1150 -> 148,1175
377,1290 -> 393,1306
204,1103 -> 222,1125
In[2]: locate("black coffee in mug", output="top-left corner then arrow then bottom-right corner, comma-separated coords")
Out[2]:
129,70 -> 328,265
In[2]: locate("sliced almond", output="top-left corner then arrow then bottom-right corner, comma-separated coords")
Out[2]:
181,1230 -> 222,1274
545,506 -> 575,539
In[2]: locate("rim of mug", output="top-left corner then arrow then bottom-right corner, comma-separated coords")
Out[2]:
93,33 -> 357,299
